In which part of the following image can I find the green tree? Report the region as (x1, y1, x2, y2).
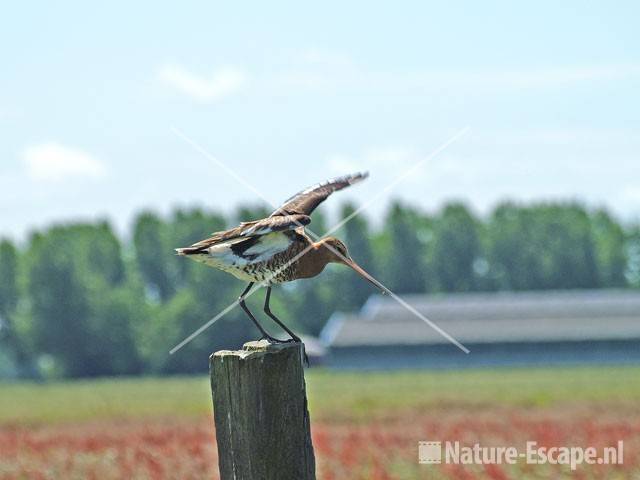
(322, 203, 378, 311)
(0, 239, 27, 370)
(591, 209, 627, 287)
(4, 198, 638, 379)
(133, 212, 176, 302)
(625, 224, 640, 288)
(341, 203, 377, 302)
(0, 240, 18, 318)
(432, 202, 480, 292)
(381, 202, 428, 294)
(537, 204, 599, 289)
(487, 203, 599, 290)
(487, 202, 545, 290)
(141, 289, 254, 374)
(138, 207, 260, 373)
(289, 280, 332, 336)
(235, 204, 270, 224)
(166, 207, 227, 287)
(26, 224, 140, 377)
(90, 221, 126, 285)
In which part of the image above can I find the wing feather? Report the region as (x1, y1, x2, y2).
(176, 172, 368, 256)
(175, 214, 309, 254)
(271, 172, 368, 216)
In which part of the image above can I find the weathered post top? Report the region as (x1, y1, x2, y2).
(210, 340, 316, 480)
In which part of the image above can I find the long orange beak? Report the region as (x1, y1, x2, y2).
(344, 258, 387, 294)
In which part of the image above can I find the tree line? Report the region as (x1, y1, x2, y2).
(0, 200, 638, 378)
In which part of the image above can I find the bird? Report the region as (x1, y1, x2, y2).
(175, 172, 385, 349)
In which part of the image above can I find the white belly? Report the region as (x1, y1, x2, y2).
(186, 232, 292, 284)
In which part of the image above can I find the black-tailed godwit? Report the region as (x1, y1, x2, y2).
(175, 172, 384, 346)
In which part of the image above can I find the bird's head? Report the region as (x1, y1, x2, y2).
(320, 237, 386, 294)
(321, 237, 350, 262)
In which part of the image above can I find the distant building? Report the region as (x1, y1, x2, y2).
(299, 335, 327, 366)
(320, 290, 640, 369)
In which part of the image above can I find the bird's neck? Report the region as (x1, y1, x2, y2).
(297, 242, 335, 279)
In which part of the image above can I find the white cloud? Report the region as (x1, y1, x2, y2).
(365, 147, 416, 167)
(22, 143, 107, 181)
(326, 147, 440, 191)
(441, 64, 640, 89)
(156, 55, 640, 101)
(327, 147, 418, 176)
(279, 57, 640, 93)
(300, 49, 354, 69)
(621, 186, 640, 204)
(159, 65, 247, 102)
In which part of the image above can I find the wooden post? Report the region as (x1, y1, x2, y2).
(210, 340, 316, 480)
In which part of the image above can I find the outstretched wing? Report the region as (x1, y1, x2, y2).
(271, 172, 369, 217)
(176, 214, 309, 254)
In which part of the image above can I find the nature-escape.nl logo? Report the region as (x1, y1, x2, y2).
(419, 440, 624, 471)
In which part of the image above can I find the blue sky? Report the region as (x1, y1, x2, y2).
(1, 1, 639, 240)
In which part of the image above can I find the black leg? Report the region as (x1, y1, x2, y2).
(264, 287, 308, 366)
(238, 283, 281, 343)
(263, 287, 301, 342)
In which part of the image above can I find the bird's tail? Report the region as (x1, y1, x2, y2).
(175, 247, 203, 256)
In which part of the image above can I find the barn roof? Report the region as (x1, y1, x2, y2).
(321, 289, 640, 347)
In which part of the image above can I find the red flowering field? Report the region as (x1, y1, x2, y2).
(1, 367, 639, 479)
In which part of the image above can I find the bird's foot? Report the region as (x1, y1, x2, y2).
(284, 338, 308, 367)
(261, 335, 308, 366)
(260, 334, 287, 343)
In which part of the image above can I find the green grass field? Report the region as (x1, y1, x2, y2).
(2, 366, 639, 479)
(1, 365, 639, 425)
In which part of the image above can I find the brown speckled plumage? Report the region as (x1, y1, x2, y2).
(174, 172, 383, 345)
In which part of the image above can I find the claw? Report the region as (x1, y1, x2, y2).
(260, 334, 287, 343)
(279, 338, 308, 366)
